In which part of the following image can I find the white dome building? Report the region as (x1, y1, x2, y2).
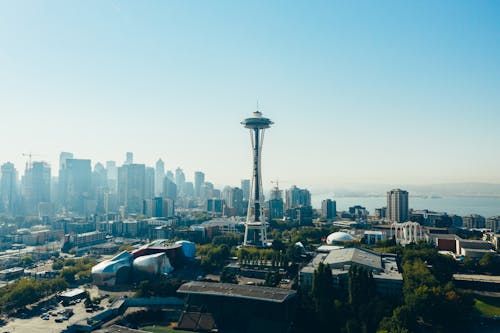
(326, 231, 355, 244)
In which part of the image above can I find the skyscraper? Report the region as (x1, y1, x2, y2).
(125, 152, 134, 165)
(194, 171, 205, 198)
(23, 161, 51, 215)
(65, 159, 92, 214)
(241, 179, 250, 201)
(57, 151, 73, 207)
(175, 168, 185, 195)
(155, 159, 165, 197)
(59, 152, 74, 170)
(321, 199, 337, 219)
(106, 160, 118, 194)
(0, 162, 18, 214)
(268, 182, 283, 220)
(241, 110, 273, 247)
(387, 189, 409, 222)
(145, 167, 155, 200)
(118, 164, 146, 214)
(92, 162, 107, 214)
(285, 185, 311, 209)
(183, 182, 194, 197)
(163, 177, 177, 201)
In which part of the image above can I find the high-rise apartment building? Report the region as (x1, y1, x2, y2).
(321, 199, 337, 219)
(285, 185, 311, 209)
(386, 189, 409, 222)
(0, 162, 18, 214)
(486, 216, 500, 233)
(227, 187, 244, 215)
(463, 214, 486, 229)
(143, 197, 174, 218)
(268, 198, 284, 220)
(267, 182, 283, 220)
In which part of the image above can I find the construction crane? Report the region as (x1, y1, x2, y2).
(271, 179, 290, 189)
(21, 152, 42, 169)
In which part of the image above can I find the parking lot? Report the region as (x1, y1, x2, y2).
(1, 286, 106, 333)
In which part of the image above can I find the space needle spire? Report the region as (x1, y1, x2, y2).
(241, 108, 273, 247)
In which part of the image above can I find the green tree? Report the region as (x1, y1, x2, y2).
(348, 265, 376, 308)
(20, 256, 34, 267)
(264, 271, 281, 287)
(220, 267, 238, 284)
(312, 262, 335, 330)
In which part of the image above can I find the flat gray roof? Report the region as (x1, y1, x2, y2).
(178, 281, 296, 303)
(324, 247, 383, 271)
(60, 288, 85, 298)
(95, 325, 148, 333)
(454, 274, 500, 283)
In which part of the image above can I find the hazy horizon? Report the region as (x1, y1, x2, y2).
(1, 1, 499, 188)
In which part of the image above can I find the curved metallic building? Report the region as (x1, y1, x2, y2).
(132, 252, 173, 278)
(91, 251, 133, 287)
(92, 239, 190, 287)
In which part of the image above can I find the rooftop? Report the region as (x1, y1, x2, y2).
(454, 274, 500, 283)
(0, 267, 24, 274)
(324, 247, 383, 271)
(177, 281, 296, 303)
(60, 288, 85, 298)
(95, 325, 148, 333)
(241, 111, 273, 129)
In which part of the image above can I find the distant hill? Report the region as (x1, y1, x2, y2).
(405, 183, 500, 197)
(311, 183, 500, 197)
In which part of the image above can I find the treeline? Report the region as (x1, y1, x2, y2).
(134, 277, 183, 298)
(52, 257, 97, 284)
(0, 277, 68, 313)
(292, 262, 395, 333)
(293, 242, 476, 333)
(379, 243, 473, 332)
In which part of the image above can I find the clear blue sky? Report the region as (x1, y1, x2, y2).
(0, 0, 499, 189)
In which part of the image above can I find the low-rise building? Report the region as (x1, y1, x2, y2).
(463, 214, 486, 229)
(430, 234, 494, 258)
(65, 230, 107, 248)
(0, 267, 24, 280)
(486, 216, 500, 233)
(299, 247, 402, 297)
(59, 288, 86, 305)
(177, 281, 297, 333)
(363, 230, 385, 245)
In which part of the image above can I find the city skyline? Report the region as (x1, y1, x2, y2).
(1, 1, 499, 188)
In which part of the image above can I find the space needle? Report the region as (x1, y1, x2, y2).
(241, 109, 273, 247)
